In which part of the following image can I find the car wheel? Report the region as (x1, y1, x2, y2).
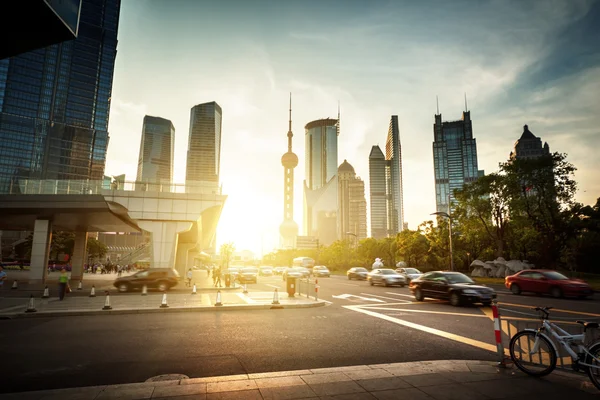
(510, 283, 521, 295)
(369, 279, 374, 286)
(157, 281, 169, 292)
(414, 287, 424, 301)
(118, 283, 130, 292)
(550, 287, 562, 298)
(450, 291, 462, 307)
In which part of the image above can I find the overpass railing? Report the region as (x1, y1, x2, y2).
(8, 179, 222, 196)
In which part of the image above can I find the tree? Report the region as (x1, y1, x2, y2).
(396, 229, 429, 267)
(86, 237, 107, 261)
(219, 242, 236, 268)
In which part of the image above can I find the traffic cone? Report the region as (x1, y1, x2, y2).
(243, 283, 248, 294)
(42, 286, 49, 298)
(77, 281, 82, 290)
(89, 285, 96, 298)
(272, 288, 280, 305)
(102, 291, 112, 310)
(11, 280, 17, 289)
(141, 285, 148, 296)
(215, 290, 223, 306)
(25, 295, 37, 313)
(160, 293, 169, 308)
(192, 283, 197, 295)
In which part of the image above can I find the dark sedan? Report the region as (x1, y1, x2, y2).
(409, 271, 496, 307)
(347, 267, 368, 280)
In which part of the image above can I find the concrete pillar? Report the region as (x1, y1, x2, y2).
(70, 232, 88, 282)
(175, 242, 196, 277)
(187, 250, 199, 268)
(29, 219, 52, 284)
(137, 221, 192, 269)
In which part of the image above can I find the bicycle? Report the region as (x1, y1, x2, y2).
(509, 306, 600, 390)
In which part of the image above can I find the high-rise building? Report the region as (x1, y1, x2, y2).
(0, 0, 120, 194)
(186, 101, 222, 185)
(510, 125, 550, 160)
(136, 115, 175, 187)
(303, 117, 338, 246)
(368, 145, 387, 239)
(385, 116, 405, 233)
(338, 160, 367, 242)
(432, 108, 483, 214)
(279, 94, 299, 249)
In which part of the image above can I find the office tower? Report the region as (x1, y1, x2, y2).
(1, 0, 82, 59)
(186, 101, 222, 185)
(0, 0, 120, 193)
(338, 160, 367, 242)
(303, 117, 338, 246)
(136, 115, 175, 187)
(432, 106, 482, 214)
(385, 116, 405, 233)
(510, 125, 550, 160)
(369, 145, 387, 239)
(279, 94, 299, 248)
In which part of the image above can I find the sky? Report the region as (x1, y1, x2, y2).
(104, 0, 600, 257)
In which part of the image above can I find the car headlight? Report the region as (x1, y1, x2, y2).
(462, 289, 478, 295)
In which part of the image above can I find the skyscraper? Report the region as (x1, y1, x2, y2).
(186, 101, 222, 185)
(136, 115, 175, 187)
(510, 125, 550, 160)
(432, 107, 482, 214)
(338, 160, 367, 241)
(304, 117, 338, 246)
(0, 0, 120, 193)
(368, 145, 387, 239)
(279, 94, 299, 249)
(385, 116, 405, 233)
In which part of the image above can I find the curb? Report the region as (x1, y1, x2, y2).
(0, 300, 327, 319)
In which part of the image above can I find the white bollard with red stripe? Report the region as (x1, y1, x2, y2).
(315, 279, 319, 301)
(491, 300, 511, 367)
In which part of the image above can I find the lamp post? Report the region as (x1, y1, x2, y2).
(345, 232, 358, 249)
(431, 211, 454, 272)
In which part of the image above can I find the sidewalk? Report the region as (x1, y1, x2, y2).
(0, 360, 597, 399)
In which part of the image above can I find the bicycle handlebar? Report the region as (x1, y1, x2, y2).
(533, 306, 553, 318)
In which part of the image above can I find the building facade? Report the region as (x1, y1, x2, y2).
(338, 160, 367, 242)
(279, 94, 299, 249)
(0, 0, 120, 194)
(432, 110, 482, 214)
(303, 118, 338, 246)
(136, 115, 175, 187)
(385, 116, 405, 233)
(186, 101, 222, 185)
(368, 145, 387, 239)
(510, 124, 550, 160)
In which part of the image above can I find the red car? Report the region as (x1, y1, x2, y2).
(505, 270, 593, 299)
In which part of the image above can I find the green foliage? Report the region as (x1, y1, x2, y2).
(219, 242, 236, 268)
(86, 237, 107, 260)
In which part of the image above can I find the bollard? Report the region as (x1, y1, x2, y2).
(141, 285, 148, 296)
(25, 295, 37, 313)
(215, 290, 223, 306)
(77, 281, 83, 290)
(102, 291, 112, 310)
(272, 288, 280, 305)
(11, 280, 18, 289)
(192, 283, 197, 295)
(315, 279, 319, 301)
(243, 283, 248, 294)
(160, 293, 169, 308)
(492, 300, 511, 367)
(42, 286, 50, 299)
(89, 285, 96, 297)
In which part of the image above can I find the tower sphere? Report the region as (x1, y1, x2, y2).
(281, 151, 298, 168)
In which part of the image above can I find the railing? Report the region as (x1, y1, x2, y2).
(118, 242, 151, 265)
(8, 179, 222, 196)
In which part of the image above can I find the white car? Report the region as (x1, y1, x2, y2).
(395, 267, 423, 282)
(367, 268, 407, 287)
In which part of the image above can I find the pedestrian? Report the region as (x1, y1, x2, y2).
(0, 265, 7, 289)
(186, 268, 193, 287)
(214, 266, 222, 288)
(58, 268, 70, 300)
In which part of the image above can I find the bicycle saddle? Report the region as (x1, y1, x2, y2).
(576, 320, 599, 330)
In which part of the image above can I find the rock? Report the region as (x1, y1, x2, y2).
(396, 261, 407, 268)
(483, 262, 497, 277)
(470, 260, 487, 268)
(372, 258, 384, 270)
(471, 266, 485, 277)
(495, 265, 506, 278)
(506, 260, 525, 273)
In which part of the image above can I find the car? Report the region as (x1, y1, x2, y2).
(312, 265, 330, 277)
(282, 267, 304, 281)
(505, 270, 593, 299)
(347, 267, 368, 280)
(396, 267, 423, 283)
(367, 268, 407, 287)
(274, 267, 286, 275)
(410, 271, 496, 306)
(113, 267, 180, 292)
(259, 266, 273, 276)
(238, 267, 259, 284)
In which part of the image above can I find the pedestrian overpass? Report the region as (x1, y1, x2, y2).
(0, 179, 226, 284)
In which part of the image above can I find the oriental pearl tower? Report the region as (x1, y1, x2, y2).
(279, 93, 299, 248)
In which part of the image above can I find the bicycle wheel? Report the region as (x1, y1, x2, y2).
(586, 341, 600, 390)
(509, 331, 557, 377)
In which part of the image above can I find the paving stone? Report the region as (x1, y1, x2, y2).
(307, 381, 366, 397)
(151, 395, 206, 400)
(355, 377, 411, 392)
(95, 385, 155, 400)
(399, 373, 454, 387)
(439, 371, 515, 383)
(248, 370, 313, 379)
(301, 373, 352, 385)
(318, 392, 378, 399)
(181, 375, 248, 385)
(343, 369, 393, 381)
(418, 383, 490, 400)
(206, 380, 257, 394)
(151, 383, 206, 398)
(259, 384, 318, 400)
(206, 389, 263, 400)
(371, 387, 435, 400)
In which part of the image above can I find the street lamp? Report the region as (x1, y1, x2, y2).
(345, 232, 358, 249)
(431, 211, 455, 272)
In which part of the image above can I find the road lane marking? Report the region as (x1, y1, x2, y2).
(384, 292, 414, 298)
(360, 293, 408, 302)
(332, 294, 385, 303)
(266, 284, 281, 289)
(361, 307, 490, 318)
(498, 302, 600, 317)
(339, 283, 360, 287)
(344, 305, 496, 353)
(236, 293, 257, 304)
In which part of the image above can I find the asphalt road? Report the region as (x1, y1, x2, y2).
(1, 273, 598, 394)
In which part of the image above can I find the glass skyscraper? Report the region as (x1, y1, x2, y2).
(186, 102, 222, 185)
(369, 145, 387, 239)
(0, 0, 120, 193)
(432, 109, 483, 214)
(385, 116, 404, 233)
(136, 115, 175, 187)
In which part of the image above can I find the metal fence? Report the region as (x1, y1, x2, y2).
(297, 278, 317, 299)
